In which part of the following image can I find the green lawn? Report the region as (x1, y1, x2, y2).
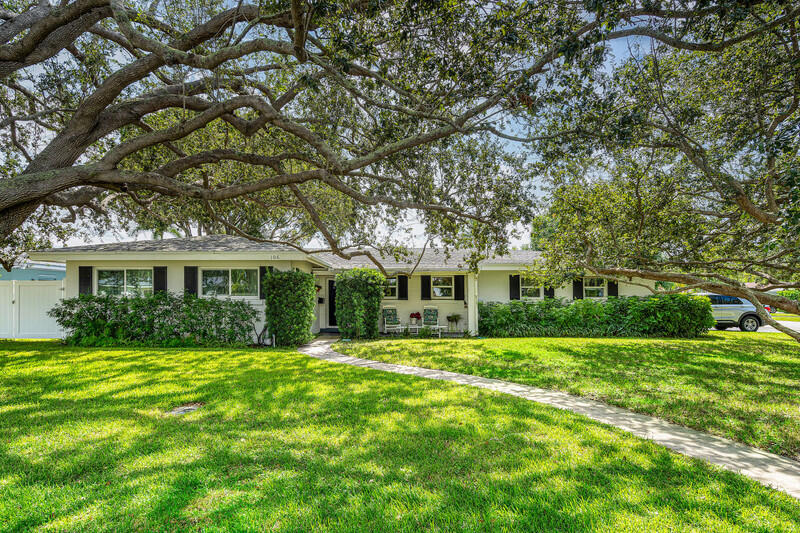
(335, 332, 800, 460)
(1, 342, 799, 531)
(773, 313, 800, 322)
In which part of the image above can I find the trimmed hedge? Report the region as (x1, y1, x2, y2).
(478, 294, 714, 338)
(335, 268, 386, 339)
(263, 269, 316, 346)
(49, 292, 258, 346)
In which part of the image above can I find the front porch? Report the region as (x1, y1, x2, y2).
(312, 271, 479, 335)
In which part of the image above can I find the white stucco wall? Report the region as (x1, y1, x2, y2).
(64, 258, 317, 338)
(477, 270, 658, 303)
(615, 279, 658, 297)
(63, 258, 313, 299)
(379, 273, 473, 332)
(477, 270, 513, 302)
(61, 257, 660, 339)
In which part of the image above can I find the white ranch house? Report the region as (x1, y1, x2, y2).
(26, 234, 656, 337)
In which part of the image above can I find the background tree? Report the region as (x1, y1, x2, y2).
(2, 0, 790, 269)
(530, 8, 800, 339)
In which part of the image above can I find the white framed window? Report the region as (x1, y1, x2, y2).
(431, 276, 454, 299)
(584, 277, 606, 298)
(384, 276, 398, 299)
(521, 278, 542, 299)
(96, 268, 153, 297)
(201, 268, 259, 297)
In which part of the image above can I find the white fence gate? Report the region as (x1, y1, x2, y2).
(0, 280, 64, 339)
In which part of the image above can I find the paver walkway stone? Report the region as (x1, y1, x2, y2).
(299, 337, 800, 499)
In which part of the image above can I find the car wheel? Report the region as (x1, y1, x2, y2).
(714, 324, 729, 330)
(739, 315, 760, 332)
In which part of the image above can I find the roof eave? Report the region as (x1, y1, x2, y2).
(478, 262, 540, 271)
(27, 250, 330, 265)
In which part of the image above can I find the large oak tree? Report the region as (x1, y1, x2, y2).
(530, 7, 800, 338)
(1, 0, 794, 276)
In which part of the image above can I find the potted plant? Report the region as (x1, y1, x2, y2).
(446, 313, 462, 332)
(410, 311, 421, 325)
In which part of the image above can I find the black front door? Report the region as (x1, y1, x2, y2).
(328, 280, 337, 326)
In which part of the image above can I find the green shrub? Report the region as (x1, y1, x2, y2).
(263, 269, 316, 346)
(777, 289, 800, 302)
(478, 294, 714, 338)
(631, 294, 715, 337)
(49, 292, 258, 346)
(418, 326, 435, 338)
(335, 268, 386, 339)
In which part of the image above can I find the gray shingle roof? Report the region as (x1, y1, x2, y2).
(316, 248, 541, 271)
(38, 234, 296, 253)
(35, 235, 540, 270)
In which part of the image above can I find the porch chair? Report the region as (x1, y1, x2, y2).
(382, 306, 403, 335)
(422, 306, 446, 338)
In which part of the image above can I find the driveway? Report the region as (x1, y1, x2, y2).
(758, 320, 800, 333)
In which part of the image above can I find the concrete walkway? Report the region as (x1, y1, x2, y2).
(299, 337, 800, 499)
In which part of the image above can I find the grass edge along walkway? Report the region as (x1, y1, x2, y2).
(335, 334, 800, 459)
(301, 337, 800, 500)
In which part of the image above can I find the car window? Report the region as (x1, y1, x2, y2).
(708, 295, 742, 305)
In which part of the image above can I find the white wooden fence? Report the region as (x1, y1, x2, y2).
(0, 280, 64, 339)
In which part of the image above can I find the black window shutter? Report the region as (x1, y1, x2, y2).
(153, 266, 167, 293)
(184, 266, 198, 296)
(259, 266, 267, 299)
(509, 274, 520, 300)
(608, 280, 618, 297)
(544, 286, 555, 298)
(398, 275, 408, 300)
(421, 275, 431, 300)
(454, 275, 465, 300)
(573, 279, 584, 299)
(78, 266, 93, 295)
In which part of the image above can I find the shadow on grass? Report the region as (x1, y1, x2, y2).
(338, 334, 800, 460)
(0, 340, 799, 532)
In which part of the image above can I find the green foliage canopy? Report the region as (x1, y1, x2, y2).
(2, 0, 792, 270)
(524, 9, 800, 339)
